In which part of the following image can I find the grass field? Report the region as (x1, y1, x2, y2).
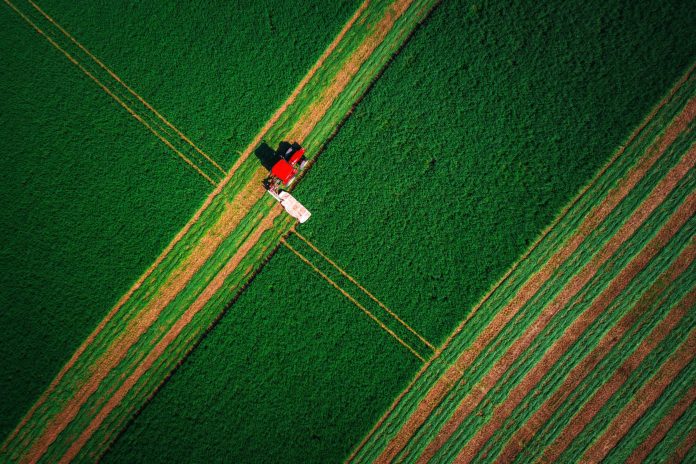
(0, 3, 211, 440)
(2, 0, 694, 462)
(102, 246, 422, 463)
(101, 0, 694, 462)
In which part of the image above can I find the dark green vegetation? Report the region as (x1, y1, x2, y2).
(297, 0, 696, 345)
(103, 0, 695, 462)
(38, 0, 363, 167)
(0, 0, 360, 442)
(102, 247, 421, 463)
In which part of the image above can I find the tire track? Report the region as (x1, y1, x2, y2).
(59, 208, 283, 464)
(346, 64, 695, 464)
(497, 258, 696, 463)
(11, 1, 429, 462)
(425, 156, 696, 464)
(1, 2, 371, 453)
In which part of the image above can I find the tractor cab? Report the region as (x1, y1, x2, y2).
(264, 143, 308, 192)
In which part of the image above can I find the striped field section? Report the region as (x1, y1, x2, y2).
(347, 64, 695, 463)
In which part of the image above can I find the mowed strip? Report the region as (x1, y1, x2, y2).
(2, 1, 442, 462)
(347, 64, 695, 463)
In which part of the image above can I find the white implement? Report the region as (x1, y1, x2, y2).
(268, 190, 311, 223)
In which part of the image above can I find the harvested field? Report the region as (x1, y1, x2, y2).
(3, 0, 695, 462)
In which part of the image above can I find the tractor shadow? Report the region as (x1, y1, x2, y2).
(254, 142, 278, 171)
(254, 141, 303, 171)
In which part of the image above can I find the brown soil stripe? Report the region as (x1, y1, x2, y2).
(426, 162, 696, 464)
(626, 386, 696, 463)
(669, 427, 696, 463)
(497, 257, 696, 463)
(2, 2, 372, 453)
(58, 208, 283, 464)
(540, 268, 695, 460)
(21, 1, 420, 461)
(581, 332, 696, 461)
(373, 94, 696, 464)
(287, 0, 412, 142)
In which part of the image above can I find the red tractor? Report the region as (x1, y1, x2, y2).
(263, 143, 311, 223)
(265, 145, 308, 193)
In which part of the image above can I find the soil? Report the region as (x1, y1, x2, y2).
(427, 157, 696, 464)
(16, 1, 413, 461)
(540, 224, 695, 462)
(581, 331, 696, 462)
(497, 253, 696, 463)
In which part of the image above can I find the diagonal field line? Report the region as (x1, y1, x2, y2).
(293, 230, 436, 352)
(2, 0, 218, 186)
(282, 238, 427, 362)
(26, 0, 226, 176)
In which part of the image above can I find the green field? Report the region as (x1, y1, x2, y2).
(1, 1, 444, 461)
(0, 0, 360, 442)
(102, 0, 695, 462)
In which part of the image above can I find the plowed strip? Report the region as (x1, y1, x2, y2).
(541, 267, 695, 460)
(430, 169, 696, 464)
(626, 386, 696, 463)
(582, 332, 696, 462)
(670, 428, 696, 463)
(23, 176, 265, 464)
(287, 0, 413, 142)
(373, 93, 696, 464)
(347, 64, 696, 463)
(58, 208, 283, 464)
(497, 259, 696, 463)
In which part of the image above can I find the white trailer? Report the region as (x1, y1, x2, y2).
(268, 190, 311, 223)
